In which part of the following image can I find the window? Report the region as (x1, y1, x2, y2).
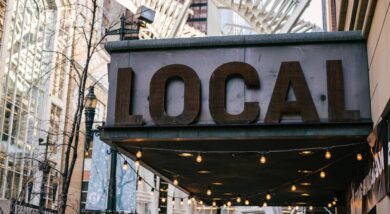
(49, 104, 61, 152)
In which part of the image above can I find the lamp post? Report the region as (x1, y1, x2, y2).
(80, 86, 97, 212)
(38, 134, 52, 214)
(105, 5, 155, 41)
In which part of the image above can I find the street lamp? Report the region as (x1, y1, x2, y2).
(80, 86, 97, 212)
(106, 6, 155, 40)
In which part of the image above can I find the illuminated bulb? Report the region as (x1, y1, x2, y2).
(291, 184, 297, 192)
(356, 153, 363, 161)
(227, 201, 231, 206)
(85, 150, 89, 156)
(332, 200, 336, 205)
(266, 192, 271, 200)
(328, 203, 332, 208)
(325, 150, 331, 159)
(138, 177, 142, 185)
(309, 206, 313, 211)
(236, 195, 241, 203)
(212, 201, 216, 207)
(320, 170, 326, 179)
(260, 154, 267, 164)
(295, 206, 299, 210)
(136, 148, 142, 158)
(161, 197, 166, 203)
(245, 199, 249, 205)
(122, 161, 129, 170)
(262, 201, 267, 207)
(196, 153, 203, 163)
(135, 158, 140, 167)
(288, 206, 292, 211)
(188, 199, 192, 205)
(199, 200, 203, 205)
(207, 187, 212, 196)
(181, 199, 184, 205)
(173, 178, 179, 186)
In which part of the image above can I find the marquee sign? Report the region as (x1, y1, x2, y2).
(106, 34, 371, 127)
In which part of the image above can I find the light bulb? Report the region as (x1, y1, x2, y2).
(173, 178, 179, 186)
(266, 192, 271, 200)
(262, 201, 267, 207)
(212, 201, 216, 207)
(356, 153, 363, 161)
(332, 200, 336, 205)
(136, 148, 142, 158)
(138, 177, 142, 185)
(196, 153, 203, 163)
(236, 195, 241, 203)
(320, 170, 326, 179)
(199, 200, 203, 205)
(188, 199, 192, 205)
(295, 206, 299, 210)
(328, 203, 332, 208)
(135, 158, 140, 167)
(181, 199, 184, 205)
(227, 201, 231, 206)
(122, 161, 129, 170)
(288, 206, 292, 210)
(207, 187, 212, 196)
(291, 184, 297, 191)
(260, 154, 267, 164)
(85, 150, 89, 156)
(309, 206, 313, 211)
(161, 197, 166, 203)
(245, 199, 250, 205)
(325, 150, 331, 159)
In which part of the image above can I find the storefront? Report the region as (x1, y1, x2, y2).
(101, 32, 374, 211)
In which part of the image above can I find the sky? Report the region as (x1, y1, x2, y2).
(301, 0, 324, 30)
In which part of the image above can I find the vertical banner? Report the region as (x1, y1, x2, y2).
(85, 135, 110, 210)
(349, 120, 389, 214)
(116, 156, 137, 212)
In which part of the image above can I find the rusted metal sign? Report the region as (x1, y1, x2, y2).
(106, 34, 370, 126)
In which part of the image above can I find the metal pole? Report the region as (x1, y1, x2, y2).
(120, 15, 126, 41)
(107, 148, 117, 212)
(39, 135, 50, 214)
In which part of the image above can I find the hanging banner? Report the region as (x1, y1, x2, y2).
(115, 156, 137, 212)
(85, 135, 110, 210)
(350, 121, 388, 214)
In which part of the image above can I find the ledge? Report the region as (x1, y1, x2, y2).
(105, 31, 364, 53)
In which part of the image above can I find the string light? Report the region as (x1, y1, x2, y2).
(309, 206, 313, 211)
(260, 154, 267, 164)
(291, 184, 297, 192)
(328, 203, 332, 208)
(85, 150, 89, 156)
(320, 170, 326, 179)
(136, 148, 143, 158)
(138, 177, 143, 185)
(181, 198, 184, 205)
(227, 201, 231, 206)
(262, 201, 267, 207)
(245, 198, 250, 205)
(332, 200, 336, 205)
(196, 153, 203, 163)
(207, 187, 212, 196)
(199, 200, 203, 205)
(325, 149, 332, 159)
(161, 197, 166, 203)
(266, 192, 271, 200)
(135, 158, 140, 167)
(236, 195, 241, 203)
(122, 160, 129, 170)
(212, 201, 216, 207)
(188, 199, 192, 205)
(173, 178, 179, 186)
(288, 206, 292, 211)
(356, 152, 363, 161)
